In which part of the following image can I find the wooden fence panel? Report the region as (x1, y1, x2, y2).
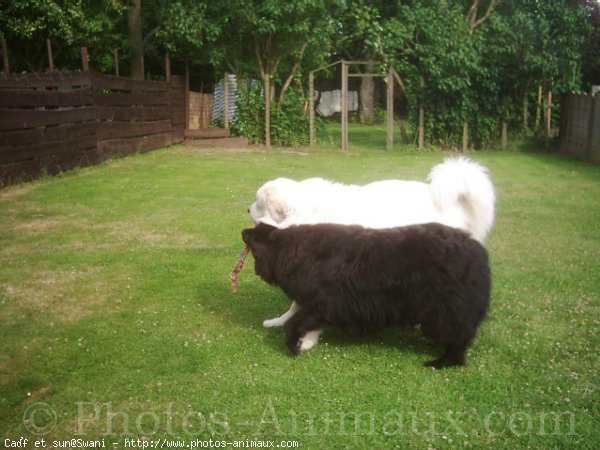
(91, 72, 169, 92)
(559, 93, 599, 163)
(0, 71, 91, 90)
(0, 71, 96, 183)
(188, 92, 213, 129)
(170, 75, 186, 144)
(0, 70, 189, 185)
(95, 105, 173, 122)
(590, 96, 600, 163)
(1, 88, 93, 108)
(91, 72, 175, 158)
(0, 107, 95, 130)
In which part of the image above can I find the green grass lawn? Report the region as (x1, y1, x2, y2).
(1, 128, 599, 448)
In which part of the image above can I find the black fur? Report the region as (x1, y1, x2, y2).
(241, 222, 490, 368)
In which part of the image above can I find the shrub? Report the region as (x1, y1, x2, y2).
(230, 81, 322, 147)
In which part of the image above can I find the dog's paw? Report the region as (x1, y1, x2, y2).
(299, 330, 321, 351)
(263, 317, 285, 328)
(424, 356, 465, 369)
(286, 338, 301, 356)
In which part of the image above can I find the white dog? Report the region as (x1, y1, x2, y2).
(248, 157, 495, 350)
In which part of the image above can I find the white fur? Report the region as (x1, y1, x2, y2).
(262, 301, 299, 327)
(299, 329, 323, 351)
(249, 157, 495, 336)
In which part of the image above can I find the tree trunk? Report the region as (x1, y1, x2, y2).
(359, 58, 375, 123)
(128, 0, 145, 80)
(535, 84, 543, 130)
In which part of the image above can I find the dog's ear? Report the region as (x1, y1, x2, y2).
(242, 222, 277, 246)
(253, 222, 277, 240)
(264, 191, 288, 223)
(241, 227, 255, 246)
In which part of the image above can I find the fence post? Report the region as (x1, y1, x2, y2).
(545, 91, 552, 138)
(113, 49, 119, 77)
(2, 38, 9, 74)
(185, 60, 190, 131)
(309, 71, 315, 147)
(462, 122, 469, 152)
(224, 73, 229, 130)
(46, 39, 54, 72)
(386, 67, 394, 151)
(165, 53, 170, 82)
(418, 77, 425, 149)
(501, 121, 508, 149)
(341, 61, 348, 151)
(535, 84, 543, 130)
(80, 47, 89, 71)
(586, 95, 596, 161)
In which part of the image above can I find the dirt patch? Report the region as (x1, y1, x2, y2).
(9, 217, 62, 233)
(0, 183, 35, 201)
(1, 267, 127, 323)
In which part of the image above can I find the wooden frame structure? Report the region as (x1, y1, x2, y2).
(309, 60, 401, 151)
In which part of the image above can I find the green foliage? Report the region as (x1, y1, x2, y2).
(378, 0, 591, 148)
(230, 80, 320, 146)
(270, 87, 315, 147)
(0, 0, 125, 72)
(154, 1, 208, 56)
(0, 0, 594, 148)
(228, 81, 265, 145)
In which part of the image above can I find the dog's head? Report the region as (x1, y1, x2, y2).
(241, 222, 279, 283)
(248, 178, 298, 226)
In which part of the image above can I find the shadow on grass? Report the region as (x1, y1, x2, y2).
(211, 280, 442, 364)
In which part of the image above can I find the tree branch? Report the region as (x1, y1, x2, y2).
(470, 0, 503, 33)
(277, 41, 308, 108)
(252, 31, 266, 81)
(143, 25, 161, 46)
(466, 0, 479, 25)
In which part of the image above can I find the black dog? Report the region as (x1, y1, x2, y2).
(242, 222, 490, 368)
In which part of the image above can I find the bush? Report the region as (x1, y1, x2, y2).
(230, 81, 322, 147)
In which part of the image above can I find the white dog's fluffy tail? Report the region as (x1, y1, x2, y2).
(428, 157, 495, 242)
